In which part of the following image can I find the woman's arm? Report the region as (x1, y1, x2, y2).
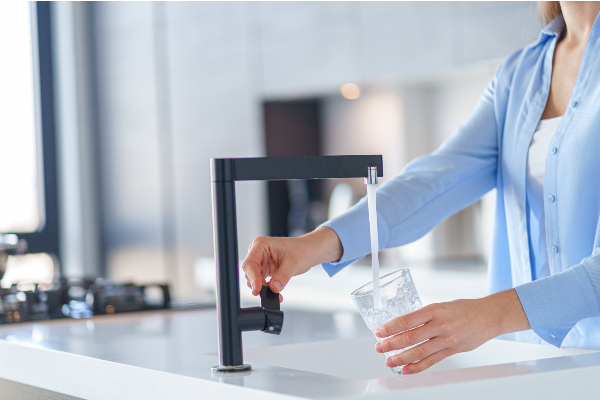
(242, 53, 515, 293)
(515, 248, 600, 347)
(322, 61, 504, 275)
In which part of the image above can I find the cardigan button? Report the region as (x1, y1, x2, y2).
(552, 246, 559, 254)
(571, 101, 578, 108)
(548, 195, 555, 203)
(551, 147, 558, 155)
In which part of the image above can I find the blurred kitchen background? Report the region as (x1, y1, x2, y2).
(1, 2, 542, 313)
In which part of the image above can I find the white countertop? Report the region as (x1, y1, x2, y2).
(0, 308, 599, 400)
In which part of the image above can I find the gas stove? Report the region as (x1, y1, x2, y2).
(0, 234, 213, 324)
(0, 278, 178, 324)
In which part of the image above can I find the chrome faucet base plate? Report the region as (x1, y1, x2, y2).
(211, 364, 252, 373)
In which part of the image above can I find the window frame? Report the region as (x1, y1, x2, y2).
(9, 2, 61, 264)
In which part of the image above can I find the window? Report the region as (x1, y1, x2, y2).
(0, 2, 60, 260)
(0, 2, 43, 233)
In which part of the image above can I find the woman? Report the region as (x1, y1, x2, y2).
(242, 1, 600, 375)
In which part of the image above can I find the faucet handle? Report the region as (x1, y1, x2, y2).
(260, 286, 283, 335)
(260, 286, 280, 311)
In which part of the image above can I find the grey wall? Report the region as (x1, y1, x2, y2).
(258, 1, 540, 98)
(90, 1, 541, 296)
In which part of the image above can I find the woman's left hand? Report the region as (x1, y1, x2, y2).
(374, 288, 530, 375)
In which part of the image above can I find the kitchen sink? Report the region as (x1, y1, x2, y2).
(243, 337, 595, 380)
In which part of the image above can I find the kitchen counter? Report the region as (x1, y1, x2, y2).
(0, 307, 599, 399)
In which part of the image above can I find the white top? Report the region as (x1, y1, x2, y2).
(526, 116, 563, 280)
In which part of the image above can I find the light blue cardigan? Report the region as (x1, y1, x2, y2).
(322, 14, 600, 349)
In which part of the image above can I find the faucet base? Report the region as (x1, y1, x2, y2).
(211, 364, 252, 374)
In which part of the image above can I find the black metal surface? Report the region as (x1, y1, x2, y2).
(211, 159, 243, 367)
(263, 309, 283, 335)
(211, 158, 236, 182)
(210, 155, 383, 370)
(260, 286, 280, 311)
(211, 155, 383, 182)
(237, 307, 266, 332)
(260, 286, 283, 335)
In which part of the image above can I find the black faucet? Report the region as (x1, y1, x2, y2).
(210, 155, 383, 373)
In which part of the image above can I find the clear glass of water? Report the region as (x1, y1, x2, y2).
(351, 269, 423, 375)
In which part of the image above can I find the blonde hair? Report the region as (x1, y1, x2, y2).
(538, 1, 562, 25)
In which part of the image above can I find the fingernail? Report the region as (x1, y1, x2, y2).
(252, 284, 255, 294)
(272, 280, 282, 292)
(375, 342, 383, 352)
(402, 367, 411, 375)
(386, 358, 395, 368)
(375, 328, 381, 337)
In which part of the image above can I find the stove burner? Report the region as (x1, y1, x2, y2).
(0, 279, 172, 324)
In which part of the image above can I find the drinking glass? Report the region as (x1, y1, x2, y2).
(351, 269, 423, 375)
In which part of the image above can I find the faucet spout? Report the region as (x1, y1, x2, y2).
(365, 166, 378, 185)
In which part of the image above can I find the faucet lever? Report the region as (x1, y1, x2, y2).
(260, 286, 283, 335)
(260, 286, 280, 311)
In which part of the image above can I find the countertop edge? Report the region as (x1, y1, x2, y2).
(0, 339, 302, 400)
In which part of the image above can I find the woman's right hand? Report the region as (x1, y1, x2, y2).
(241, 227, 343, 298)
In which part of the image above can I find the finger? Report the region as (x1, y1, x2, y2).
(245, 277, 265, 293)
(384, 338, 445, 368)
(376, 305, 436, 338)
(400, 348, 454, 375)
(244, 273, 262, 291)
(242, 245, 268, 296)
(262, 258, 276, 280)
(279, 294, 283, 303)
(269, 261, 294, 293)
(376, 323, 436, 353)
(246, 279, 262, 293)
(241, 260, 263, 295)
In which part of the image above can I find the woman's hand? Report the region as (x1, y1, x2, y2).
(242, 227, 343, 298)
(374, 289, 530, 374)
